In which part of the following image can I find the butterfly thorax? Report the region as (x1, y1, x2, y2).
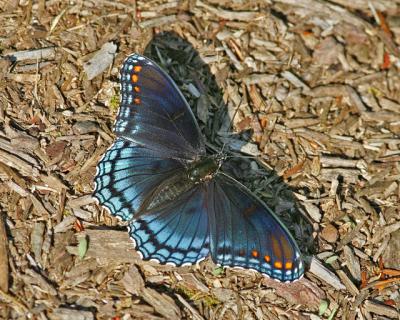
(187, 156, 219, 183)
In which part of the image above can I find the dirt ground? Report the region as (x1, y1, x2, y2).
(0, 0, 400, 319)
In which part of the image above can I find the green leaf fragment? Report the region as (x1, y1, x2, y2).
(325, 255, 339, 264)
(327, 306, 338, 320)
(212, 266, 224, 276)
(319, 299, 329, 316)
(109, 95, 120, 111)
(78, 236, 88, 259)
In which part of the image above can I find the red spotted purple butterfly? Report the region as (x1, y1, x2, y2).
(93, 53, 304, 282)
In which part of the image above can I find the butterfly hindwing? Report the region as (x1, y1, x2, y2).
(93, 138, 184, 221)
(116, 54, 205, 160)
(208, 174, 304, 282)
(128, 186, 210, 266)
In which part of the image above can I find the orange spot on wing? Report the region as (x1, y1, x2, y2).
(134, 98, 141, 104)
(134, 65, 142, 72)
(264, 255, 271, 262)
(134, 86, 140, 93)
(285, 261, 293, 269)
(252, 250, 259, 258)
(243, 204, 257, 217)
(131, 74, 139, 83)
(271, 235, 283, 261)
(281, 235, 294, 260)
(274, 261, 283, 269)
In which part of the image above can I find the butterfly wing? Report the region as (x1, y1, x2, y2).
(128, 186, 210, 266)
(207, 174, 304, 282)
(93, 138, 184, 221)
(116, 53, 205, 160)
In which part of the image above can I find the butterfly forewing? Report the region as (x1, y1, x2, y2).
(116, 54, 205, 160)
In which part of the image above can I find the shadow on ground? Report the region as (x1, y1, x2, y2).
(143, 31, 315, 262)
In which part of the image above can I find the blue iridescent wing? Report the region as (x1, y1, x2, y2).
(128, 186, 209, 266)
(116, 53, 205, 160)
(207, 174, 304, 282)
(93, 138, 184, 221)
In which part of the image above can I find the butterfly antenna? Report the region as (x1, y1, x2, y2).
(220, 97, 243, 155)
(225, 154, 259, 160)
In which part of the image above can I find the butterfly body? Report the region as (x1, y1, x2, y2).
(94, 53, 304, 282)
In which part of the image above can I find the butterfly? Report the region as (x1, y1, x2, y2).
(93, 53, 304, 282)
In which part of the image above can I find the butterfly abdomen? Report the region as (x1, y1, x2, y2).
(145, 173, 195, 212)
(143, 157, 218, 212)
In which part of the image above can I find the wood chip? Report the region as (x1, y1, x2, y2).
(303, 202, 322, 222)
(361, 111, 400, 122)
(49, 308, 94, 320)
(139, 15, 177, 28)
(196, 0, 262, 21)
(30, 222, 45, 265)
(363, 300, 399, 318)
(83, 42, 117, 80)
(281, 71, 310, 92)
(309, 257, 346, 290)
(0, 289, 28, 314)
(342, 246, 361, 281)
(142, 288, 181, 319)
(371, 221, 400, 244)
(4, 47, 55, 61)
(175, 293, 205, 320)
(306, 85, 367, 113)
(336, 270, 359, 296)
(0, 214, 9, 292)
(284, 118, 320, 129)
(320, 156, 366, 169)
(30, 194, 51, 217)
(54, 215, 76, 233)
(120, 265, 145, 296)
(24, 268, 58, 296)
(337, 216, 369, 250)
(76, 229, 140, 264)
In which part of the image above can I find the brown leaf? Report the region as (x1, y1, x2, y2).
(321, 223, 339, 243)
